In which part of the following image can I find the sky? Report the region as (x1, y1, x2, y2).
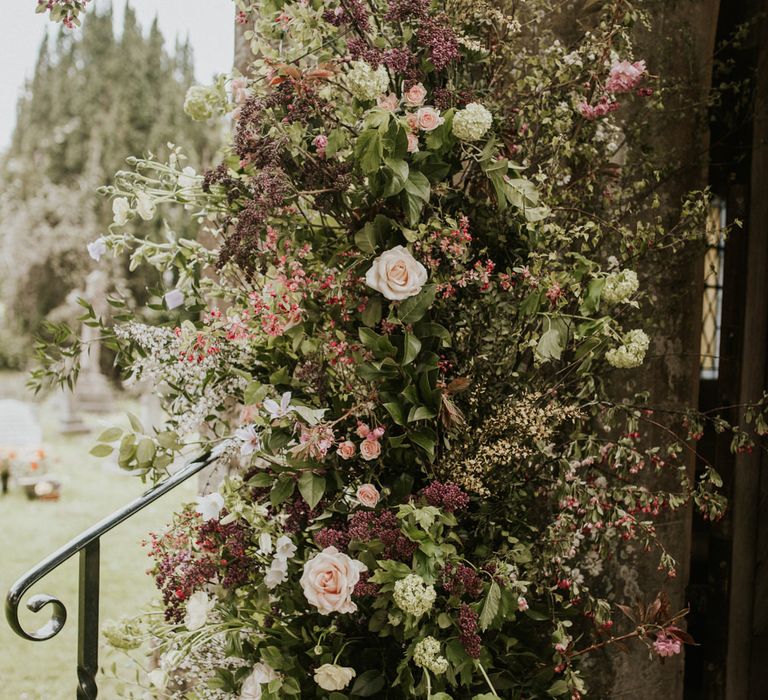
(0, 0, 235, 150)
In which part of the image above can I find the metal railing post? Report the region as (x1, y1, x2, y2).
(77, 540, 100, 700)
(4, 452, 215, 698)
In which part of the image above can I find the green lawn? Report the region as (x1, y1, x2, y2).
(0, 372, 196, 700)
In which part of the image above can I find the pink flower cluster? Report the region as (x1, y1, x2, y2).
(653, 631, 682, 657)
(577, 96, 621, 121)
(605, 60, 647, 94)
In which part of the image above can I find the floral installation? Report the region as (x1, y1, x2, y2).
(34, 0, 768, 698)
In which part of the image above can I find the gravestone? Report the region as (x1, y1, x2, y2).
(74, 270, 113, 412)
(0, 400, 43, 494)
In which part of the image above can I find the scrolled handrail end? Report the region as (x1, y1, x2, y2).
(5, 588, 67, 642)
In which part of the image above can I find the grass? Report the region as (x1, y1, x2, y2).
(0, 372, 197, 700)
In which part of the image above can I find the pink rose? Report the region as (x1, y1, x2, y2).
(356, 483, 380, 508)
(313, 134, 329, 157)
(406, 112, 419, 132)
(377, 93, 399, 112)
(336, 440, 356, 460)
(359, 438, 381, 461)
(403, 82, 427, 107)
(415, 107, 444, 132)
(406, 132, 419, 153)
(300, 546, 367, 614)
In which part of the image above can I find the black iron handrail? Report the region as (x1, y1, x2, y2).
(5, 451, 216, 700)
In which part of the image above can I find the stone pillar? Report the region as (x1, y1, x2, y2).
(591, 2, 720, 698)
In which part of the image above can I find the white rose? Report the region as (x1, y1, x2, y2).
(135, 191, 156, 221)
(240, 662, 279, 700)
(300, 546, 367, 614)
(184, 591, 215, 631)
(365, 245, 428, 301)
(314, 664, 356, 691)
(112, 196, 130, 225)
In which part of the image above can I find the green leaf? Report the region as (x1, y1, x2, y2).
(383, 401, 408, 426)
(408, 406, 437, 422)
(90, 444, 114, 458)
(127, 412, 144, 433)
(350, 670, 386, 697)
(536, 327, 563, 361)
(404, 170, 431, 202)
(397, 284, 437, 324)
(382, 158, 410, 197)
(479, 581, 501, 631)
(401, 333, 422, 365)
(355, 129, 383, 175)
(298, 472, 326, 509)
(97, 427, 123, 443)
(271, 475, 295, 507)
(136, 438, 156, 466)
(355, 222, 379, 254)
(410, 427, 436, 459)
(580, 278, 605, 315)
(547, 680, 569, 697)
(244, 381, 269, 405)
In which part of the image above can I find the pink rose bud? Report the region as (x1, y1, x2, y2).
(370, 426, 385, 440)
(406, 132, 419, 153)
(336, 440, 357, 460)
(406, 112, 419, 132)
(403, 82, 427, 107)
(355, 422, 371, 438)
(359, 438, 381, 461)
(356, 483, 380, 508)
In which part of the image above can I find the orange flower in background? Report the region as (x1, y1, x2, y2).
(30, 461, 39, 471)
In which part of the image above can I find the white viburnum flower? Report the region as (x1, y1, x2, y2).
(195, 492, 225, 521)
(602, 269, 639, 305)
(234, 424, 261, 456)
(163, 289, 185, 309)
(263, 391, 294, 420)
(135, 191, 156, 221)
(314, 664, 356, 691)
(183, 590, 215, 631)
(452, 102, 493, 141)
(392, 573, 436, 617)
(112, 196, 130, 225)
(346, 61, 389, 101)
(87, 238, 108, 262)
(413, 636, 449, 675)
(605, 329, 650, 368)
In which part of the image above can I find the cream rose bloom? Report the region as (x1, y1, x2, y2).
(415, 106, 444, 132)
(365, 245, 428, 301)
(356, 483, 380, 508)
(300, 546, 367, 614)
(314, 664, 356, 691)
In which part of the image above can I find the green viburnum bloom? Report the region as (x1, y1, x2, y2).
(606, 329, 650, 368)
